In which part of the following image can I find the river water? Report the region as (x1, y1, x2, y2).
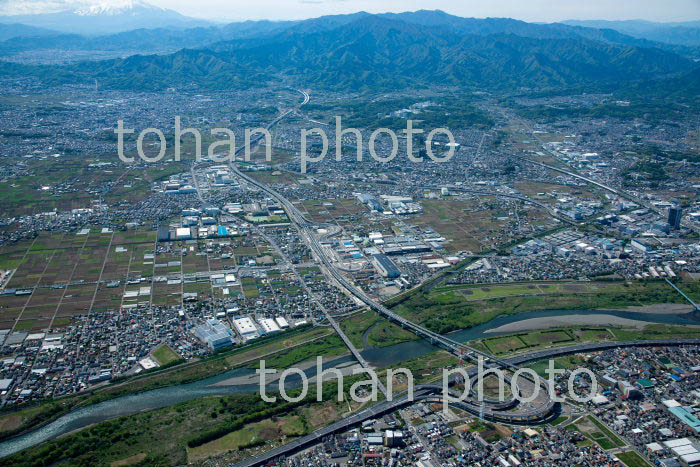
(1, 307, 698, 457)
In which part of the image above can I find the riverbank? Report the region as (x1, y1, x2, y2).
(0, 324, 331, 443)
(211, 354, 360, 387)
(3, 307, 700, 459)
(484, 314, 649, 333)
(484, 312, 700, 334)
(604, 304, 694, 314)
(391, 279, 700, 335)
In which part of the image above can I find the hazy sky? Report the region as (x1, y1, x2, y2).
(150, 0, 700, 22)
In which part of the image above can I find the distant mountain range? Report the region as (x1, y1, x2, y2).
(563, 19, 700, 47)
(0, 22, 56, 41)
(0, 0, 212, 35)
(0, 21, 297, 57)
(1, 9, 698, 59)
(1, 3, 698, 48)
(0, 10, 698, 95)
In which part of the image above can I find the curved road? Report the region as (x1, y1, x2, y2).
(234, 338, 700, 467)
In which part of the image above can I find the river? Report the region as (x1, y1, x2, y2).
(1, 307, 698, 457)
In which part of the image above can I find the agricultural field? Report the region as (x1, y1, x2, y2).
(528, 355, 587, 377)
(519, 329, 574, 347)
(410, 198, 555, 253)
(205, 239, 239, 271)
(439, 281, 628, 301)
(241, 277, 261, 299)
(247, 169, 308, 186)
(0, 154, 187, 218)
(483, 335, 528, 354)
(187, 415, 307, 462)
(531, 323, 700, 369)
(615, 451, 652, 467)
(0, 224, 249, 330)
(379, 350, 459, 387)
(183, 394, 364, 465)
(0, 230, 114, 331)
(574, 328, 614, 341)
(477, 323, 700, 361)
(514, 181, 606, 205)
(298, 198, 365, 226)
(241, 146, 298, 167)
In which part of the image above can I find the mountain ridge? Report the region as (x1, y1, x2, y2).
(1, 9, 697, 61)
(1, 11, 697, 94)
(563, 19, 700, 47)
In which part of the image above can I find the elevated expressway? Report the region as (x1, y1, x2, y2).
(231, 161, 518, 368)
(225, 89, 554, 421)
(220, 90, 388, 396)
(230, 127, 559, 432)
(224, 89, 506, 368)
(220, 92, 699, 466)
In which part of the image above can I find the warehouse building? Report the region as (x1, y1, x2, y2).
(372, 254, 401, 278)
(157, 227, 170, 242)
(275, 317, 290, 329)
(232, 317, 260, 341)
(193, 318, 233, 350)
(258, 318, 281, 334)
(175, 227, 192, 240)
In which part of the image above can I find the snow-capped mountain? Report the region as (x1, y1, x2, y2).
(0, 0, 212, 35)
(73, 0, 163, 16)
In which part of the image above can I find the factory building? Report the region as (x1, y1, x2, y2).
(193, 318, 233, 350)
(157, 227, 170, 242)
(258, 318, 281, 334)
(275, 317, 290, 329)
(372, 254, 401, 278)
(232, 317, 260, 341)
(356, 193, 382, 211)
(175, 227, 192, 240)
